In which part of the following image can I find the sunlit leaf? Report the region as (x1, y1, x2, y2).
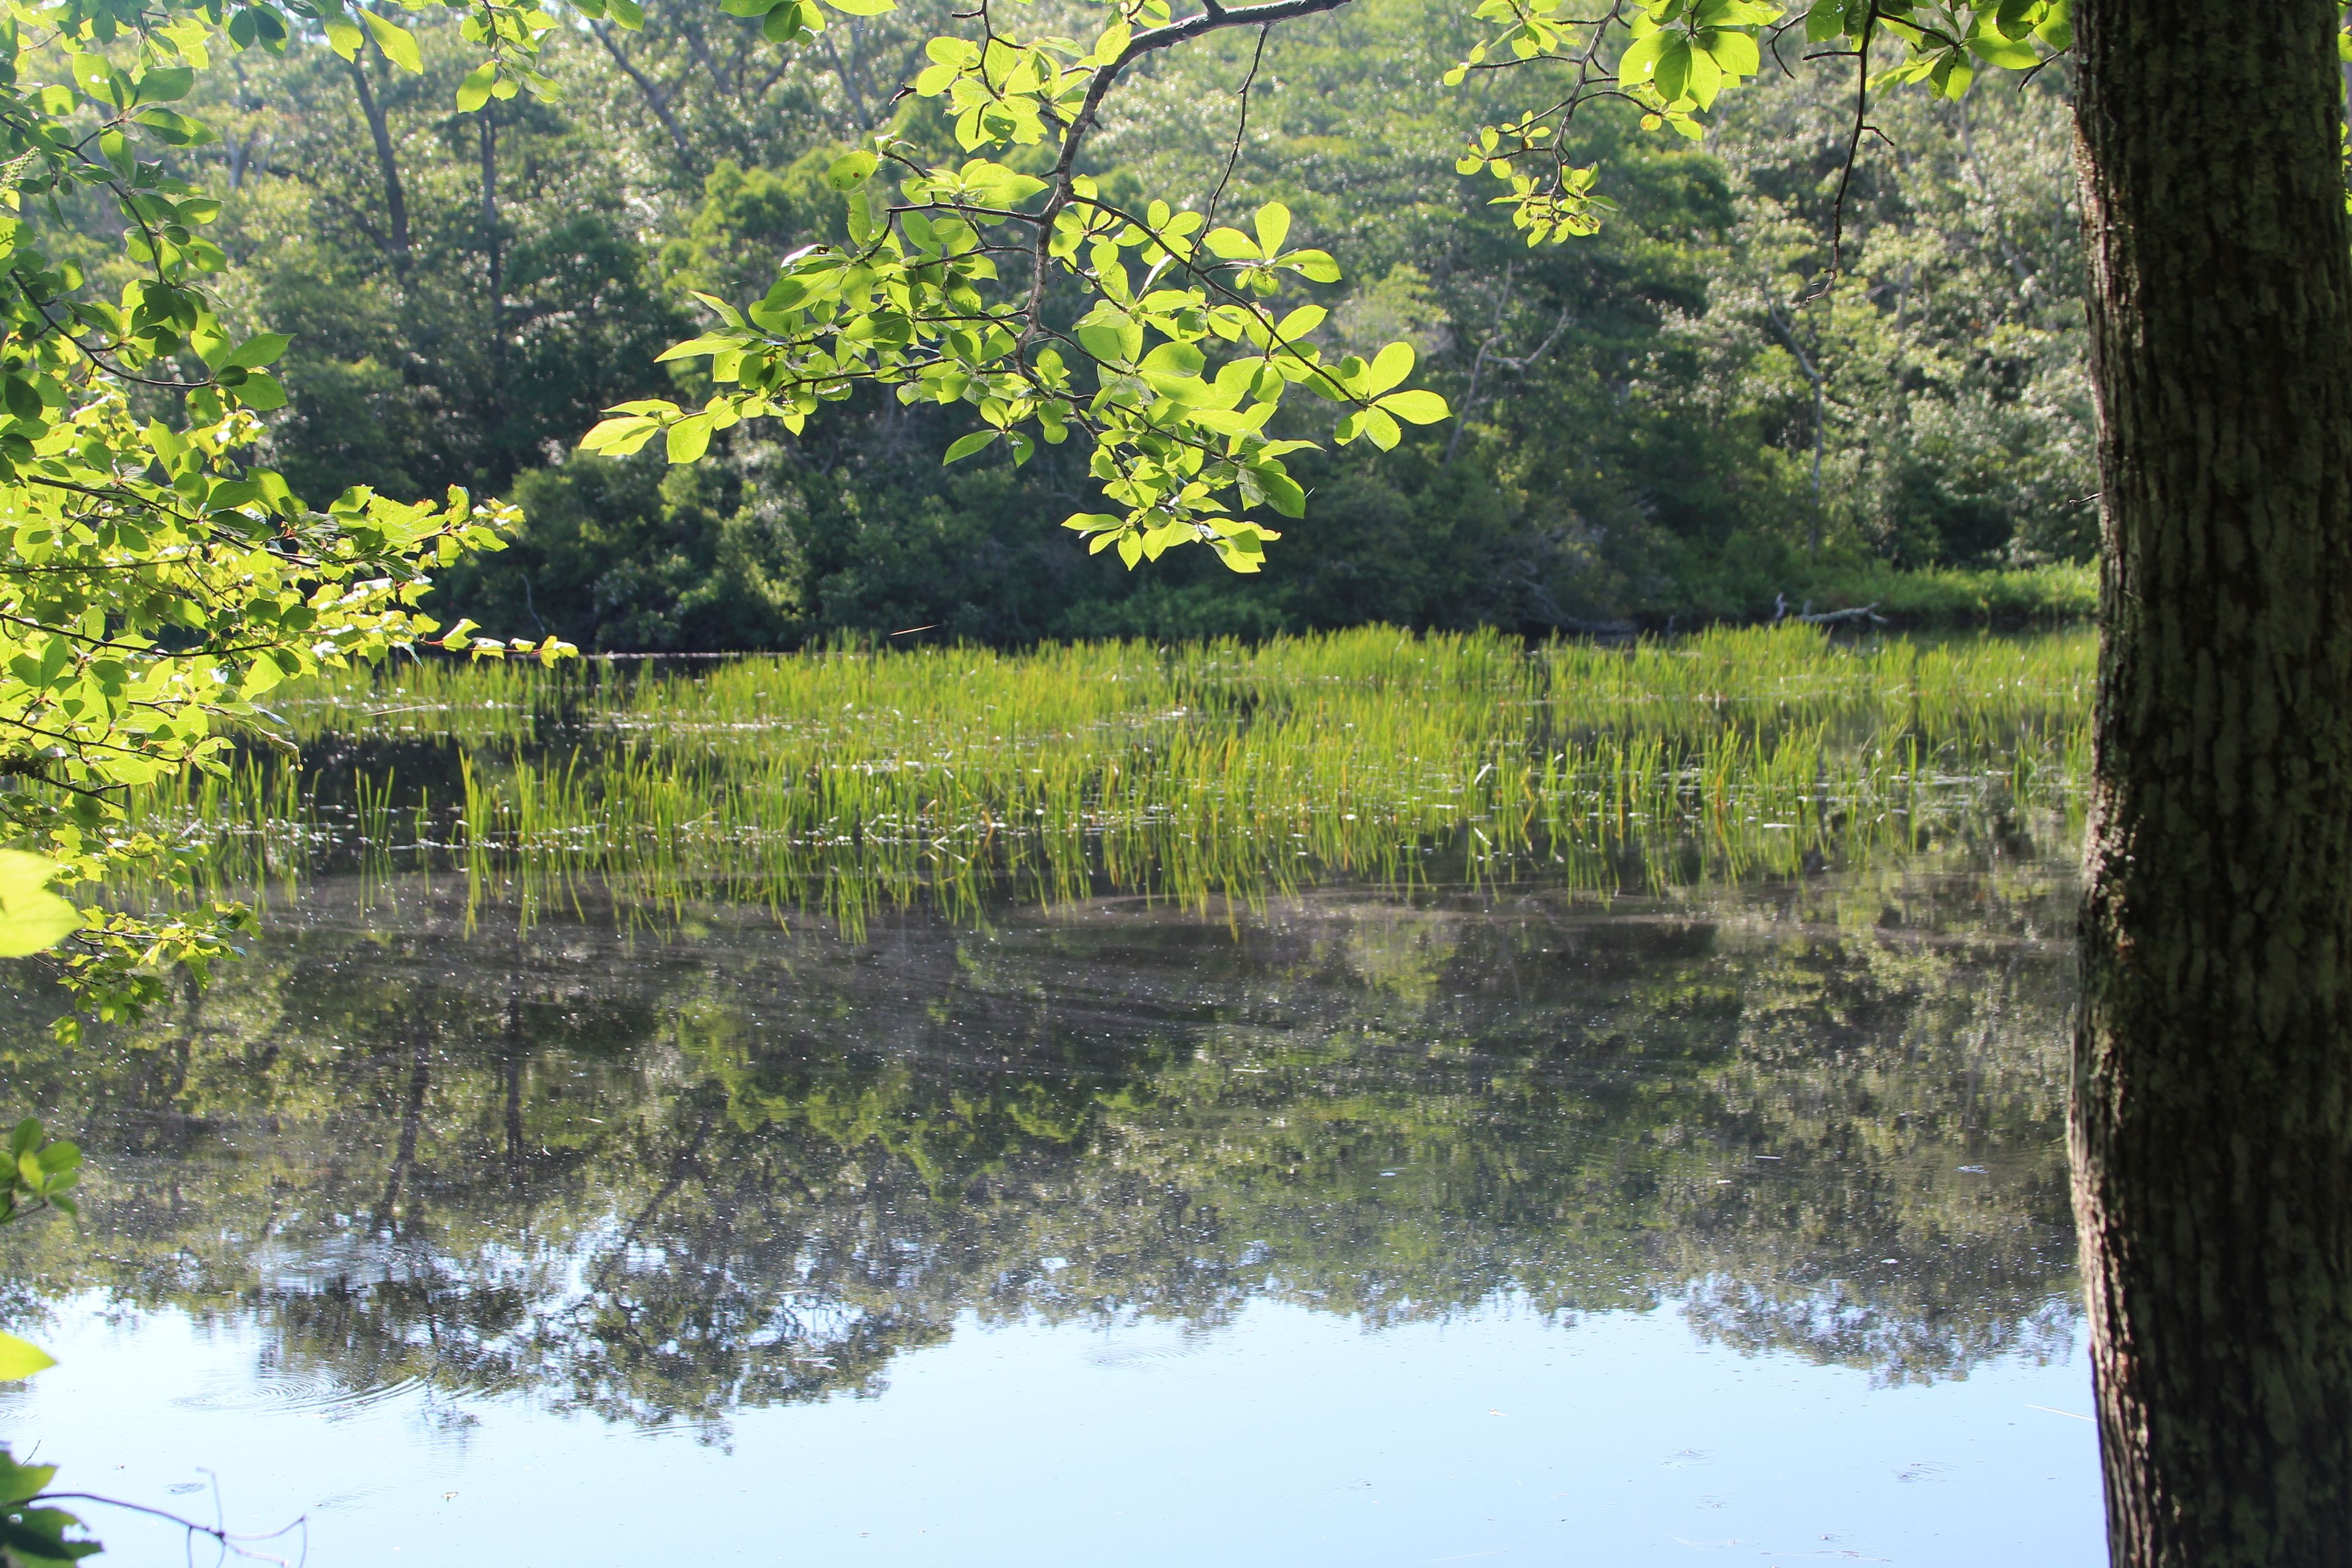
(0, 854, 75, 960)
(0, 1333, 55, 1382)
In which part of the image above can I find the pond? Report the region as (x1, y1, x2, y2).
(0, 628, 2103, 1565)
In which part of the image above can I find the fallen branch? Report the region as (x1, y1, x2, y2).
(1773, 592, 1888, 626)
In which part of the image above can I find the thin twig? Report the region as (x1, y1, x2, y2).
(1803, 3, 1878, 301)
(1204, 25, 1271, 232)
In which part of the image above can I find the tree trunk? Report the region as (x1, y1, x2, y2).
(347, 53, 409, 271)
(479, 109, 502, 349)
(590, 20, 701, 176)
(2071, 2, 2352, 1564)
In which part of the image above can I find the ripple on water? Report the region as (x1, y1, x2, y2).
(1085, 1342, 1204, 1371)
(172, 1370, 425, 1419)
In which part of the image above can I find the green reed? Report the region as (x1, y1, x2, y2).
(96, 624, 2094, 931)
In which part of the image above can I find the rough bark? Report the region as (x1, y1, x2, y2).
(2071, 2, 2352, 1564)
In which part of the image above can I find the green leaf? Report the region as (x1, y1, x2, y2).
(0, 1452, 57, 1509)
(580, 415, 662, 456)
(1275, 305, 1328, 340)
(456, 62, 497, 114)
(1967, 25, 2040, 69)
(324, 17, 365, 58)
(1245, 465, 1308, 517)
(132, 107, 215, 146)
(1702, 28, 1759, 78)
(134, 66, 195, 103)
(826, 150, 878, 190)
(1254, 202, 1292, 257)
(1365, 341, 1415, 396)
(2035, 0, 2071, 48)
(943, 429, 1000, 462)
(0, 1510, 100, 1565)
(361, 10, 423, 73)
(1202, 228, 1261, 262)
(225, 332, 291, 370)
(1286, 250, 1342, 284)
(1189, 405, 1276, 436)
(1618, 28, 1670, 85)
(1652, 36, 1697, 102)
(823, 0, 896, 14)
(0, 1333, 55, 1381)
(666, 414, 715, 464)
(0, 853, 77, 959)
(1076, 320, 1139, 366)
(1139, 341, 1205, 378)
(1377, 388, 1451, 424)
(654, 333, 745, 364)
(144, 419, 187, 468)
(236, 373, 288, 412)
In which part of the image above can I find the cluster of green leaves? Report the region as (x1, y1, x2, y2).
(0, 0, 578, 1028)
(0, 1117, 77, 1228)
(1844, 0, 2071, 100)
(581, 0, 1457, 572)
(0, 1451, 96, 1567)
(1446, 0, 2069, 244)
(712, 0, 891, 58)
(306, 0, 564, 107)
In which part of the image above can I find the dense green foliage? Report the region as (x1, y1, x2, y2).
(0, 0, 579, 1035)
(136, 0, 2095, 650)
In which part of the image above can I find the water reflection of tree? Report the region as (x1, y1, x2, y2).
(0, 867, 2078, 1432)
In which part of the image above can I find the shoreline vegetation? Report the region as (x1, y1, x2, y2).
(84, 624, 2092, 937)
(1691, 562, 2095, 631)
(565, 562, 2103, 649)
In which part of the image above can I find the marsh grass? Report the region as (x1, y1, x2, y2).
(98, 624, 2092, 932)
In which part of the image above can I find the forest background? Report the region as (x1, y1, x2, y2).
(124, 0, 2095, 650)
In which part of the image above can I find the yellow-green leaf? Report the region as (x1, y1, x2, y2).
(456, 62, 497, 114)
(0, 853, 77, 960)
(0, 1333, 55, 1381)
(666, 414, 715, 464)
(361, 10, 423, 74)
(1365, 341, 1415, 396)
(1378, 388, 1451, 424)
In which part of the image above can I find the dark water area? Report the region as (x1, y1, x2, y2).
(0, 859, 2097, 1564)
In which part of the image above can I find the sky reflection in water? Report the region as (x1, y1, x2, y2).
(0, 865, 2097, 1564)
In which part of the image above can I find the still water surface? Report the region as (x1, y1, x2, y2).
(0, 860, 2098, 1564)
